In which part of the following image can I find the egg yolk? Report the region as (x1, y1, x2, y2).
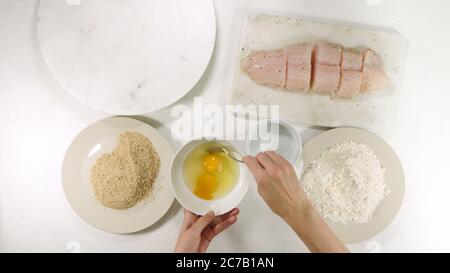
(202, 154, 223, 173)
(194, 173, 218, 200)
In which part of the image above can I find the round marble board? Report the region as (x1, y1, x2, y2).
(37, 0, 216, 114)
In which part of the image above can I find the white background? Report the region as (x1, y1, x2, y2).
(1, 0, 450, 252)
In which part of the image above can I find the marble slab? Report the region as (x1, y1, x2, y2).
(37, 0, 216, 114)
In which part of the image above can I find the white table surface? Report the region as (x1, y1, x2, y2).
(1, 0, 450, 253)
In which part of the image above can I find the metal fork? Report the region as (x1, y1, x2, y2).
(207, 146, 244, 163)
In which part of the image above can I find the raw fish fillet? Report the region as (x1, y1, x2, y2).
(286, 64, 311, 91)
(337, 70, 363, 98)
(241, 49, 287, 88)
(314, 42, 342, 65)
(241, 42, 390, 99)
(285, 44, 313, 91)
(341, 49, 363, 70)
(287, 44, 313, 65)
(361, 49, 391, 92)
(311, 64, 340, 95)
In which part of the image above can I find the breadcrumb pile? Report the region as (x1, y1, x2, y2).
(91, 131, 160, 210)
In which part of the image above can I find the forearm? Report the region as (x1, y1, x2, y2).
(283, 201, 349, 253)
(243, 152, 349, 253)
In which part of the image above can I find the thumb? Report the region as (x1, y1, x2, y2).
(191, 211, 215, 234)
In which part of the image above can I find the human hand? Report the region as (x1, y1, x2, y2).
(243, 151, 312, 220)
(175, 208, 239, 253)
(244, 151, 348, 253)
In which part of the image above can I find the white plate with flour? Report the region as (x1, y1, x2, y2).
(37, 0, 216, 114)
(62, 117, 174, 233)
(299, 127, 405, 244)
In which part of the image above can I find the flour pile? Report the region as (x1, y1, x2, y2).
(302, 140, 389, 224)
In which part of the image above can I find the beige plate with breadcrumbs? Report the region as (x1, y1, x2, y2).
(62, 117, 174, 234)
(299, 127, 405, 244)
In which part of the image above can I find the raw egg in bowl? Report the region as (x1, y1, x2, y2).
(170, 139, 249, 215)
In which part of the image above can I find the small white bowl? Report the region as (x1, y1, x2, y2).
(169, 139, 249, 216)
(245, 119, 302, 164)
